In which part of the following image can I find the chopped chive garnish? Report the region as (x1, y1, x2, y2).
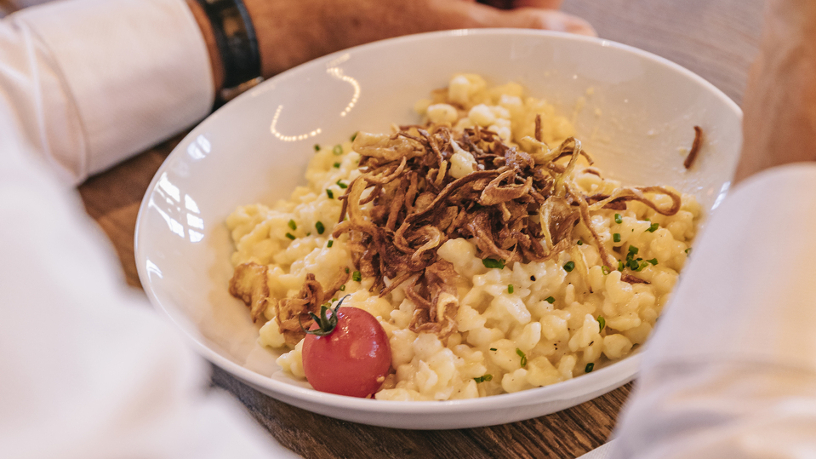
(685, 247, 692, 254)
(585, 363, 595, 373)
(327, 240, 334, 248)
(306, 232, 311, 236)
(315, 221, 325, 234)
(601, 266, 611, 275)
(508, 285, 514, 294)
(636, 261, 650, 271)
(474, 374, 493, 383)
(647, 258, 658, 265)
(545, 296, 555, 304)
(628, 259, 640, 270)
(352, 271, 362, 282)
(516, 348, 527, 367)
(333, 162, 341, 168)
(288, 219, 297, 230)
(314, 144, 320, 152)
(597, 316, 606, 331)
(285, 233, 295, 240)
(489, 348, 497, 351)
(647, 222, 659, 232)
(564, 261, 575, 272)
(336, 180, 348, 189)
(345, 267, 350, 274)
(482, 258, 505, 269)
(339, 284, 346, 291)
(326, 189, 334, 199)
(351, 132, 358, 142)
(614, 213, 622, 224)
(577, 240, 583, 245)
(332, 144, 343, 155)
(613, 233, 621, 243)
(628, 245, 639, 255)
(618, 260, 624, 271)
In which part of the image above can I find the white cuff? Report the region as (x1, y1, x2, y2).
(14, 0, 214, 178)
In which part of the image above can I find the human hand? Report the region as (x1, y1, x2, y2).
(242, 0, 595, 79)
(734, 0, 816, 183)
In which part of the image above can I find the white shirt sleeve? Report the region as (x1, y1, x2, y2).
(610, 164, 816, 458)
(0, 1, 297, 457)
(3, 0, 214, 185)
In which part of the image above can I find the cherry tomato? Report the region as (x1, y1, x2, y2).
(302, 304, 391, 398)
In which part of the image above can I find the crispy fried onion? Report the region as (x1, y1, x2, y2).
(229, 266, 348, 346)
(229, 262, 269, 322)
(234, 115, 684, 341)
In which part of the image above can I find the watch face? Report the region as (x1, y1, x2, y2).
(200, 0, 260, 89)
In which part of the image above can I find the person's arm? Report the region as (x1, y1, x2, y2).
(610, 1, 816, 457)
(5, 0, 593, 186)
(734, 0, 816, 182)
(239, 0, 593, 77)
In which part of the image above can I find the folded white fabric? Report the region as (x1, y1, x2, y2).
(10, 0, 213, 183)
(610, 164, 816, 458)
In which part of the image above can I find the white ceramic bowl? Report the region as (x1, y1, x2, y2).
(135, 29, 741, 429)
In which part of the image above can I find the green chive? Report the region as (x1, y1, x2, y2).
(285, 233, 295, 240)
(351, 132, 358, 142)
(352, 271, 362, 282)
(336, 180, 348, 189)
(333, 144, 343, 155)
(585, 363, 595, 373)
(564, 261, 575, 272)
(339, 284, 346, 291)
(618, 260, 624, 271)
(577, 240, 583, 245)
(685, 247, 692, 254)
(288, 219, 297, 230)
(315, 221, 325, 235)
(474, 374, 493, 383)
(508, 285, 514, 294)
(648, 222, 659, 232)
(647, 258, 658, 265)
(545, 296, 555, 304)
(628, 245, 639, 255)
(314, 144, 320, 152)
(614, 213, 622, 224)
(516, 348, 527, 367)
(306, 232, 311, 236)
(489, 348, 497, 351)
(333, 162, 341, 168)
(326, 189, 334, 199)
(327, 240, 334, 248)
(597, 316, 606, 331)
(637, 261, 650, 271)
(482, 258, 505, 269)
(628, 259, 640, 270)
(601, 266, 611, 275)
(345, 267, 350, 274)
(613, 233, 621, 243)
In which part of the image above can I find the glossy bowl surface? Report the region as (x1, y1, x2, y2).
(135, 29, 741, 429)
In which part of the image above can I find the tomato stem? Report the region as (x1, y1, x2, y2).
(302, 295, 350, 336)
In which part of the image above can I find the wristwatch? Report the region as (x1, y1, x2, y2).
(196, 0, 261, 96)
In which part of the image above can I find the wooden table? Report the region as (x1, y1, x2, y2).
(77, 1, 764, 457)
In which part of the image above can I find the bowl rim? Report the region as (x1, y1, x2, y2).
(135, 28, 741, 416)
